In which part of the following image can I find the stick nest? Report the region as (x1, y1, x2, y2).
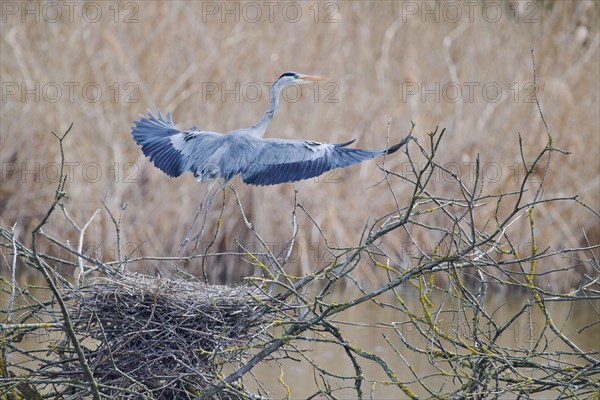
(58, 272, 270, 399)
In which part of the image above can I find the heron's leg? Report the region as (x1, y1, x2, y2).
(179, 179, 218, 253)
(191, 180, 228, 250)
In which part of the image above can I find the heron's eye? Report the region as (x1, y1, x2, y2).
(294, 74, 299, 79)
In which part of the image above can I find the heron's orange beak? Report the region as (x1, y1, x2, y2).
(297, 74, 329, 81)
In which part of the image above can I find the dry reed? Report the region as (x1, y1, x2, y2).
(1, 2, 598, 287)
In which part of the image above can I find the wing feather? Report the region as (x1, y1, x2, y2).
(241, 138, 405, 186)
(131, 111, 187, 177)
(131, 110, 225, 179)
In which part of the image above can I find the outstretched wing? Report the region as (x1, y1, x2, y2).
(131, 110, 225, 179)
(241, 136, 408, 186)
(132, 110, 410, 185)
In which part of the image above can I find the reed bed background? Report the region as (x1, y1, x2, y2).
(1, 1, 598, 288)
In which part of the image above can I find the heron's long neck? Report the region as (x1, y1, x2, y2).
(251, 82, 282, 137)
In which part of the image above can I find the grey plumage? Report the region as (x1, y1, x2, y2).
(132, 72, 409, 186)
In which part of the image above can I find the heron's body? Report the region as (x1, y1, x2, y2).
(132, 72, 409, 186)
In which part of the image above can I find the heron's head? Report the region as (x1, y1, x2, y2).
(275, 72, 329, 88)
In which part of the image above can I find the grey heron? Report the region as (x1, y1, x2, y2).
(131, 72, 410, 186)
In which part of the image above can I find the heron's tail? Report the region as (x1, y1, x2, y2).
(131, 110, 185, 177)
